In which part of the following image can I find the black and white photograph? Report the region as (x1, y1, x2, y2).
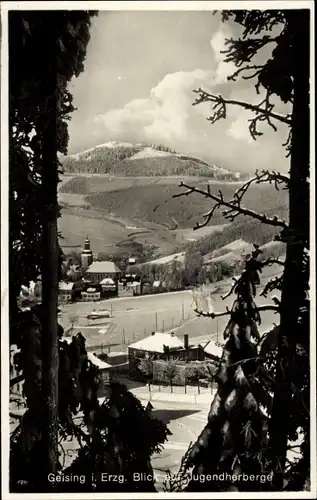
(1, 1, 316, 497)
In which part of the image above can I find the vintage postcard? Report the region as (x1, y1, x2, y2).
(1, 1, 316, 499)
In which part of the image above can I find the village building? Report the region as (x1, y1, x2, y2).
(100, 277, 117, 298)
(81, 285, 101, 302)
(58, 281, 75, 303)
(84, 260, 121, 285)
(66, 264, 82, 282)
(87, 352, 112, 390)
(128, 331, 204, 372)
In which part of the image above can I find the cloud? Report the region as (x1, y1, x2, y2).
(90, 24, 240, 147)
(210, 24, 236, 84)
(92, 69, 215, 144)
(74, 24, 290, 174)
(227, 112, 254, 144)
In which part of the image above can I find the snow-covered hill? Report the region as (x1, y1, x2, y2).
(62, 142, 242, 180)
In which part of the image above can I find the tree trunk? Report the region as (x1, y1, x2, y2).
(269, 10, 310, 489)
(40, 27, 60, 488)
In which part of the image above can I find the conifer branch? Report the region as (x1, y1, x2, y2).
(227, 64, 264, 81)
(260, 276, 283, 298)
(222, 35, 279, 66)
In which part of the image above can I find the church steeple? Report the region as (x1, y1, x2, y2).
(81, 236, 93, 268)
(84, 235, 91, 251)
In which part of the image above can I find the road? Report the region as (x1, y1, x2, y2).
(149, 399, 209, 491)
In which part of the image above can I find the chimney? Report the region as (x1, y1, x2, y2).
(184, 334, 189, 350)
(151, 331, 155, 336)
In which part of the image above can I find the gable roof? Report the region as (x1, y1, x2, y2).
(129, 332, 183, 353)
(87, 352, 112, 370)
(86, 261, 121, 274)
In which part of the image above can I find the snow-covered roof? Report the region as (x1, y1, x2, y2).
(203, 340, 223, 359)
(88, 352, 112, 370)
(87, 261, 121, 274)
(59, 282, 74, 291)
(100, 278, 115, 285)
(61, 336, 72, 344)
(129, 332, 183, 353)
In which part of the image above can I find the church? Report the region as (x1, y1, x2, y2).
(80, 237, 121, 285)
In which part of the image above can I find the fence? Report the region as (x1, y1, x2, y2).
(69, 301, 198, 354)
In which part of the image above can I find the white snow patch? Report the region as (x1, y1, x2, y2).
(209, 252, 242, 264)
(222, 239, 253, 252)
(95, 141, 134, 149)
(129, 147, 174, 160)
(205, 240, 253, 263)
(69, 147, 96, 160)
(145, 252, 186, 266)
(260, 241, 285, 250)
(68, 141, 135, 160)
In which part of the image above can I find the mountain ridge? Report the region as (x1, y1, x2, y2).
(61, 141, 244, 181)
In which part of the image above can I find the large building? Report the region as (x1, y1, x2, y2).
(85, 260, 121, 285)
(128, 332, 205, 372)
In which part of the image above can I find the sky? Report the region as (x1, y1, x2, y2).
(67, 10, 291, 173)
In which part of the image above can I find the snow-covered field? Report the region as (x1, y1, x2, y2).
(129, 147, 173, 160)
(145, 252, 186, 266)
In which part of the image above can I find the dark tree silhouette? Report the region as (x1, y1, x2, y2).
(9, 11, 171, 493)
(9, 10, 97, 489)
(172, 9, 310, 492)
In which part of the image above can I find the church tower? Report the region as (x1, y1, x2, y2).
(81, 236, 93, 268)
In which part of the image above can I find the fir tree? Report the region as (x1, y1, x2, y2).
(172, 9, 310, 491)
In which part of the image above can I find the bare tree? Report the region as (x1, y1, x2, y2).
(138, 356, 154, 392)
(163, 361, 178, 393)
